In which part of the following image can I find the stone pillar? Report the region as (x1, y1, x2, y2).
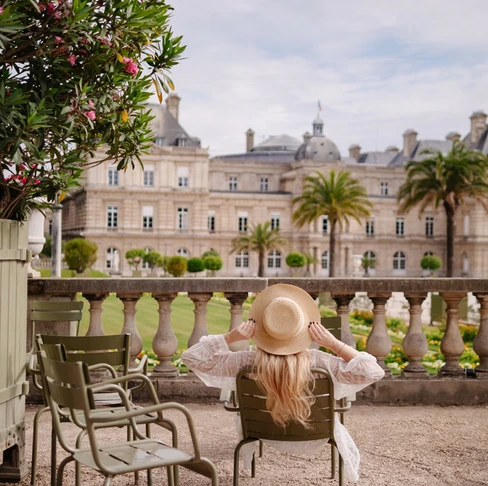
(225, 292, 248, 351)
(332, 294, 356, 348)
(366, 294, 392, 375)
(188, 293, 212, 348)
(117, 292, 143, 366)
(83, 294, 108, 336)
(51, 204, 62, 278)
(474, 293, 488, 376)
(402, 293, 428, 377)
(438, 292, 465, 376)
(152, 293, 179, 377)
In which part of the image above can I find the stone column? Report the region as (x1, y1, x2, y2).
(438, 292, 465, 376)
(117, 292, 143, 366)
(474, 293, 488, 376)
(188, 293, 212, 348)
(152, 292, 178, 377)
(225, 292, 248, 351)
(332, 294, 356, 348)
(366, 294, 392, 375)
(402, 293, 428, 377)
(83, 293, 108, 336)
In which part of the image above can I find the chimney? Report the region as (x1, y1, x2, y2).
(302, 131, 312, 143)
(348, 144, 361, 161)
(445, 131, 461, 142)
(166, 93, 181, 121)
(470, 110, 487, 145)
(246, 128, 255, 152)
(385, 145, 399, 153)
(403, 129, 418, 157)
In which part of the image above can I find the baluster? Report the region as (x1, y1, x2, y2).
(225, 292, 249, 351)
(188, 293, 212, 348)
(332, 294, 356, 348)
(117, 292, 143, 367)
(152, 292, 179, 377)
(473, 293, 488, 376)
(83, 293, 108, 336)
(366, 293, 392, 375)
(438, 292, 465, 376)
(402, 293, 428, 377)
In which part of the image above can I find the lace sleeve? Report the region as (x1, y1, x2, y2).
(311, 350, 385, 400)
(181, 335, 254, 391)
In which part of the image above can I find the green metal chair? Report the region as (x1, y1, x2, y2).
(225, 367, 343, 486)
(39, 347, 219, 486)
(30, 334, 157, 486)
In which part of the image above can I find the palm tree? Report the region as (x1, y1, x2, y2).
(231, 221, 288, 277)
(398, 141, 488, 277)
(292, 170, 372, 277)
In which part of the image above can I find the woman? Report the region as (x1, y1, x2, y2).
(182, 284, 385, 482)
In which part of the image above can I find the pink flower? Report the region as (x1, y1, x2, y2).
(100, 37, 112, 46)
(88, 100, 95, 108)
(55, 36, 64, 44)
(68, 54, 76, 66)
(54, 10, 61, 19)
(0, 6, 4, 14)
(19, 164, 26, 170)
(85, 110, 96, 121)
(123, 58, 138, 76)
(35, 180, 40, 185)
(46, 3, 55, 14)
(21, 177, 28, 184)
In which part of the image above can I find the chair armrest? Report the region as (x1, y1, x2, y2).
(27, 354, 44, 391)
(223, 402, 240, 412)
(127, 355, 148, 394)
(87, 363, 118, 379)
(335, 400, 352, 414)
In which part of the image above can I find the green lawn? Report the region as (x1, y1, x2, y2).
(78, 294, 249, 351)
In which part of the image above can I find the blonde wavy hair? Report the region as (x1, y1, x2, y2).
(253, 347, 315, 428)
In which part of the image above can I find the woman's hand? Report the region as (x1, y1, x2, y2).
(224, 319, 255, 345)
(308, 321, 341, 352)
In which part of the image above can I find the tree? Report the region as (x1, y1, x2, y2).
(166, 256, 187, 277)
(39, 235, 52, 258)
(231, 221, 288, 277)
(421, 255, 442, 276)
(0, 1, 185, 221)
(398, 142, 488, 277)
(203, 255, 223, 277)
(293, 170, 372, 277)
(201, 248, 220, 259)
(187, 257, 205, 276)
(64, 238, 97, 274)
(125, 248, 146, 272)
(142, 251, 164, 272)
(361, 256, 376, 276)
(286, 252, 306, 276)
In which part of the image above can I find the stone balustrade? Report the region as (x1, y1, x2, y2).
(27, 278, 488, 388)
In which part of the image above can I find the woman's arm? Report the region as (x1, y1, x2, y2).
(308, 321, 358, 362)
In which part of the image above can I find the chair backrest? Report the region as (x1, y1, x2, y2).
(236, 367, 335, 442)
(321, 316, 342, 341)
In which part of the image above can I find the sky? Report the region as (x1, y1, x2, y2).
(167, 0, 488, 157)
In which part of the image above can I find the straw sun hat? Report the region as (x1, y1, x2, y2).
(249, 284, 320, 356)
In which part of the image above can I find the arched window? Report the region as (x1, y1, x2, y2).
(106, 247, 119, 270)
(267, 250, 281, 268)
(321, 251, 329, 270)
(393, 251, 406, 270)
(177, 248, 189, 257)
(141, 247, 153, 269)
(423, 251, 433, 257)
(363, 250, 376, 269)
(235, 251, 249, 268)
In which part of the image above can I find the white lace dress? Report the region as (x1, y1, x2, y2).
(181, 335, 385, 483)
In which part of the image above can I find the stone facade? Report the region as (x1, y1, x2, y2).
(61, 96, 488, 278)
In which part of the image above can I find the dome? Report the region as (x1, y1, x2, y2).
(295, 136, 341, 161)
(252, 134, 301, 152)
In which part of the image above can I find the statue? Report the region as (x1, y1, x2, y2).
(112, 249, 120, 273)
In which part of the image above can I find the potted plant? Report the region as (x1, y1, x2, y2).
(421, 255, 442, 277)
(125, 248, 146, 277)
(286, 252, 306, 277)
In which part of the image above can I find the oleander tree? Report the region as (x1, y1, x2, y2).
(0, 0, 185, 221)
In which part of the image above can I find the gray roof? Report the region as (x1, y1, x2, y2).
(211, 151, 296, 163)
(147, 103, 200, 147)
(251, 134, 302, 152)
(388, 140, 453, 167)
(295, 135, 341, 162)
(462, 127, 488, 154)
(356, 151, 398, 166)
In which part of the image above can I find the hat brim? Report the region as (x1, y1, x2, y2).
(249, 284, 320, 355)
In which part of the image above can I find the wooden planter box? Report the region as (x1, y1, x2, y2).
(0, 219, 30, 482)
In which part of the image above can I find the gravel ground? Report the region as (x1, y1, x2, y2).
(7, 403, 488, 486)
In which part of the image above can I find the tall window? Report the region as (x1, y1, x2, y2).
(366, 217, 375, 236)
(143, 164, 154, 187)
(208, 211, 215, 233)
(108, 166, 118, 186)
(106, 247, 117, 269)
(363, 250, 376, 269)
(322, 216, 329, 234)
(393, 251, 406, 270)
(321, 251, 329, 270)
(177, 166, 189, 188)
(238, 212, 248, 232)
(229, 176, 237, 191)
(260, 177, 269, 192)
(177, 207, 188, 230)
(267, 250, 281, 268)
(380, 182, 388, 196)
(177, 138, 187, 147)
(107, 205, 118, 228)
(270, 213, 280, 230)
(142, 206, 153, 229)
(177, 248, 189, 257)
(425, 216, 434, 238)
(396, 217, 404, 237)
(235, 251, 249, 268)
(464, 215, 470, 236)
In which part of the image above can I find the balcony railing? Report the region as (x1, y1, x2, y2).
(27, 278, 488, 383)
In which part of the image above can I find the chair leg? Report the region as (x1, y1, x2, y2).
(50, 425, 57, 486)
(251, 452, 256, 478)
(259, 440, 263, 458)
(103, 476, 113, 486)
(166, 420, 179, 485)
(145, 424, 153, 486)
(338, 451, 344, 486)
(55, 456, 74, 486)
(31, 406, 49, 486)
(330, 443, 336, 479)
(167, 465, 174, 486)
